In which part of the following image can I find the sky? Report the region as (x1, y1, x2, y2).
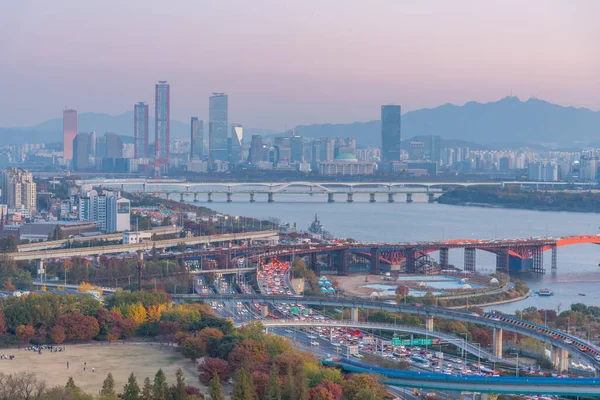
(1, 0, 599, 129)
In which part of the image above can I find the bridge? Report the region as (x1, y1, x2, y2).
(236, 319, 505, 363)
(7, 230, 278, 262)
(324, 358, 600, 396)
(173, 293, 600, 373)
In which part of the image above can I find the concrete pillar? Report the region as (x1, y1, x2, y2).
(267, 192, 275, 203)
(551, 245, 557, 270)
(207, 192, 213, 202)
(439, 248, 449, 268)
(496, 251, 509, 273)
(405, 248, 416, 273)
(347, 193, 353, 203)
(165, 193, 170, 200)
(387, 193, 394, 203)
(180, 193, 185, 202)
(327, 253, 333, 270)
(37, 259, 45, 282)
(337, 248, 349, 276)
(427, 193, 435, 203)
(193, 193, 199, 202)
(351, 307, 359, 322)
(551, 345, 560, 370)
(142, 183, 147, 192)
(369, 193, 376, 203)
(249, 193, 255, 203)
(310, 253, 320, 276)
(406, 193, 413, 203)
(464, 248, 476, 272)
(226, 192, 232, 203)
(261, 304, 269, 318)
(559, 348, 568, 372)
(328, 193, 335, 203)
(425, 315, 434, 332)
(493, 328, 503, 358)
(370, 248, 381, 275)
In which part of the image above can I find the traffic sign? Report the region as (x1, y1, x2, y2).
(392, 338, 434, 346)
(290, 306, 299, 315)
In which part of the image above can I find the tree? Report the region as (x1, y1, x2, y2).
(198, 357, 230, 386)
(126, 303, 148, 324)
(293, 366, 309, 400)
(207, 374, 224, 400)
(123, 373, 140, 400)
(310, 380, 343, 400)
(153, 369, 169, 400)
(121, 318, 139, 337)
(354, 388, 377, 400)
(282, 365, 294, 400)
(158, 321, 178, 337)
(50, 325, 67, 344)
(172, 368, 187, 400)
(199, 327, 224, 341)
(66, 377, 77, 390)
(181, 337, 207, 363)
(265, 363, 282, 400)
(141, 377, 153, 400)
(55, 313, 100, 341)
(3, 278, 16, 291)
(0, 306, 5, 334)
(231, 365, 258, 400)
(342, 374, 385, 400)
(15, 324, 35, 344)
(228, 339, 270, 370)
(100, 373, 116, 399)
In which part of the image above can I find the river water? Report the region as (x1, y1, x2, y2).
(183, 191, 600, 314)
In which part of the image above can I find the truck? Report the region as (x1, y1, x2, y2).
(434, 351, 444, 360)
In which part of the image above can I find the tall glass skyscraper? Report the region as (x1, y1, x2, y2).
(229, 124, 243, 164)
(190, 117, 204, 159)
(63, 109, 78, 161)
(134, 102, 149, 158)
(209, 93, 228, 161)
(381, 105, 401, 163)
(155, 81, 170, 162)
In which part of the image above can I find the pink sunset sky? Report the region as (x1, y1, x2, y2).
(1, 0, 599, 129)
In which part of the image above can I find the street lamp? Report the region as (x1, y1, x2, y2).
(460, 333, 468, 359)
(511, 352, 520, 377)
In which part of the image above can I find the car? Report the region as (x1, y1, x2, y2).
(594, 355, 600, 361)
(552, 335, 560, 339)
(580, 347, 587, 352)
(564, 339, 573, 344)
(310, 341, 319, 346)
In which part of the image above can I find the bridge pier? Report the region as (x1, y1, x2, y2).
(337, 248, 349, 276)
(425, 315, 434, 332)
(439, 248, 449, 268)
(559, 348, 568, 372)
(193, 193, 199, 202)
(464, 248, 476, 272)
(405, 248, 416, 273)
(309, 253, 320, 276)
(351, 307, 359, 322)
(427, 193, 435, 203)
(532, 247, 545, 274)
(406, 193, 413, 203)
(249, 193, 255, 203)
(261, 304, 269, 318)
(328, 193, 335, 203)
(226, 192, 232, 203)
(37, 259, 46, 282)
(493, 328, 503, 358)
(369, 193, 376, 203)
(165, 193, 170, 200)
(347, 193, 353, 203)
(496, 251, 509, 274)
(180, 193, 185, 202)
(327, 253, 333, 271)
(207, 192, 213, 202)
(387, 193, 394, 203)
(268, 192, 275, 203)
(551, 345, 559, 370)
(370, 248, 381, 275)
(551, 245, 557, 271)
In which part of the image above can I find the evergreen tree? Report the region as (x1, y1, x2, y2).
(265, 363, 282, 400)
(208, 374, 224, 400)
(153, 369, 169, 400)
(231, 365, 257, 400)
(282, 365, 294, 400)
(123, 373, 141, 400)
(141, 377, 153, 400)
(100, 373, 117, 399)
(293, 366, 309, 400)
(66, 377, 77, 390)
(173, 368, 187, 400)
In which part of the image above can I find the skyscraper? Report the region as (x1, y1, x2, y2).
(63, 109, 78, 161)
(209, 93, 228, 161)
(134, 102, 149, 158)
(73, 133, 91, 171)
(155, 81, 170, 162)
(190, 117, 204, 159)
(229, 124, 243, 164)
(1, 168, 36, 215)
(104, 133, 123, 158)
(381, 105, 401, 163)
(249, 135, 264, 165)
(290, 136, 304, 163)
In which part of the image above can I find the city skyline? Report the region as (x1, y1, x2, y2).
(1, 1, 598, 129)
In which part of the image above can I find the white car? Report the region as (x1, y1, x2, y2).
(310, 341, 319, 346)
(564, 339, 573, 344)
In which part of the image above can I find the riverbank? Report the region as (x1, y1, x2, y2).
(448, 289, 533, 310)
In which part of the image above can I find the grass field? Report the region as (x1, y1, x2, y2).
(0, 343, 200, 394)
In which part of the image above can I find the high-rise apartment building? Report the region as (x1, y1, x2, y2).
(63, 109, 78, 161)
(155, 81, 170, 162)
(190, 117, 204, 159)
(1, 168, 37, 215)
(78, 189, 130, 232)
(209, 93, 228, 161)
(134, 102, 149, 158)
(381, 105, 401, 163)
(229, 124, 243, 164)
(73, 133, 91, 171)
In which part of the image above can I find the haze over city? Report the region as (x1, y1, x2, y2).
(1, 0, 599, 129)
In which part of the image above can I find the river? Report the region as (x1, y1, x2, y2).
(182, 191, 600, 314)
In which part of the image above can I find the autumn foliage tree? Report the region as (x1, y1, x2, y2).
(50, 325, 67, 344)
(55, 313, 100, 341)
(15, 325, 35, 344)
(198, 357, 230, 386)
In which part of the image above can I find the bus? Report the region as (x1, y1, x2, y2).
(410, 356, 430, 368)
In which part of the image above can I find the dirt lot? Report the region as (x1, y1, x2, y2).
(336, 274, 393, 296)
(0, 343, 200, 394)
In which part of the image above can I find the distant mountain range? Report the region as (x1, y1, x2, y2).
(0, 97, 598, 148)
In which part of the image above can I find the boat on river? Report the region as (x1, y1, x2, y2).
(536, 288, 554, 296)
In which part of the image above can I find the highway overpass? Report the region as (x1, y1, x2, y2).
(174, 293, 600, 372)
(7, 230, 278, 261)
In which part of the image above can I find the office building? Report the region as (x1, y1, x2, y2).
(414, 135, 441, 163)
(73, 133, 90, 171)
(381, 105, 401, 163)
(409, 141, 425, 160)
(249, 135, 264, 165)
(209, 93, 228, 161)
(319, 153, 376, 176)
(155, 81, 170, 162)
(190, 117, 204, 159)
(89, 131, 97, 158)
(104, 133, 123, 158)
(63, 109, 78, 161)
(290, 136, 304, 163)
(1, 168, 37, 215)
(134, 102, 149, 158)
(229, 124, 243, 164)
